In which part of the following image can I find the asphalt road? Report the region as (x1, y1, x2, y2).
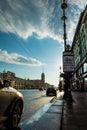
(19, 89, 55, 127)
(4, 89, 60, 130)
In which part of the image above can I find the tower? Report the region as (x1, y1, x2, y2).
(41, 73, 45, 84)
(40, 73, 45, 89)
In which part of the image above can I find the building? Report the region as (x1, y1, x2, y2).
(0, 70, 47, 89)
(72, 5, 87, 91)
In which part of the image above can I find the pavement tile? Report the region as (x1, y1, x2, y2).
(62, 92, 87, 130)
(62, 125, 79, 130)
(30, 112, 61, 130)
(29, 97, 63, 130)
(53, 100, 63, 106)
(47, 105, 62, 114)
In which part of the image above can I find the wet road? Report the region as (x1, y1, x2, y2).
(2, 89, 56, 130)
(19, 89, 54, 121)
(19, 89, 55, 128)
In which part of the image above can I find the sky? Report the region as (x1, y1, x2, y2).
(0, 0, 87, 86)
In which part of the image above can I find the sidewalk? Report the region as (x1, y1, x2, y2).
(20, 91, 87, 130)
(28, 92, 64, 130)
(61, 91, 87, 130)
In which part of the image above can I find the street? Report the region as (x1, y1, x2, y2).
(19, 89, 56, 129)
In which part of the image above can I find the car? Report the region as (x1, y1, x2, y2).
(0, 79, 24, 128)
(46, 86, 57, 96)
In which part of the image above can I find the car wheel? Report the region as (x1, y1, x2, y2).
(10, 101, 23, 128)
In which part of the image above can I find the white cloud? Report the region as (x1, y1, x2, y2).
(67, 21, 76, 42)
(68, 0, 87, 9)
(0, 49, 42, 66)
(0, 0, 86, 43)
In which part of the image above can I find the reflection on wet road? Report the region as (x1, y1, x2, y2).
(18, 90, 54, 121)
(19, 89, 55, 130)
(19, 102, 53, 130)
(2, 89, 55, 130)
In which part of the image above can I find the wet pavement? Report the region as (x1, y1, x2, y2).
(20, 89, 54, 123)
(62, 91, 87, 130)
(3, 91, 87, 130)
(29, 94, 63, 130)
(20, 91, 64, 130)
(23, 91, 87, 130)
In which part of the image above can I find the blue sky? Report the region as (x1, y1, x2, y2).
(0, 0, 87, 86)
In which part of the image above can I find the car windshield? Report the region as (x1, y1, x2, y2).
(49, 86, 55, 89)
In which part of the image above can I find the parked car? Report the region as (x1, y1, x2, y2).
(0, 79, 24, 128)
(46, 86, 57, 96)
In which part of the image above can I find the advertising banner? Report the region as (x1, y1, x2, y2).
(63, 51, 74, 72)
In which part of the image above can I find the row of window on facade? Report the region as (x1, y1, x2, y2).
(0, 71, 45, 89)
(72, 5, 87, 91)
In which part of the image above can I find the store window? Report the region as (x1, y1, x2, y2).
(84, 63, 87, 73)
(84, 78, 87, 91)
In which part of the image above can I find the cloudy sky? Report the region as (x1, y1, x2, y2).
(0, 0, 87, 86)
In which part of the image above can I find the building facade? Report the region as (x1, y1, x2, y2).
(72, 5, 87, 91)
(0, 70, 46, 89)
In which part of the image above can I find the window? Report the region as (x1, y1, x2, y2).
(84, 63, 87, 73)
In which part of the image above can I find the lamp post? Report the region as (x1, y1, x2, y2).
(61, 0, 67, 51)
(61, 0, 68, 99)
(61, 0, 73, 102)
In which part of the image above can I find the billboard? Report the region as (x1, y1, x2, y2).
(63, 51, 74, 72)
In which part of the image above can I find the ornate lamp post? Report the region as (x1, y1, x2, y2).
(61, 0, 73, 102)
(61, 0, 67, 51)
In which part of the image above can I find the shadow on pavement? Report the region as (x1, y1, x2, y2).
(0, 126, 22, 130)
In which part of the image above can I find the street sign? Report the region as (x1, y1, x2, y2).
(63, 51, 74, 72)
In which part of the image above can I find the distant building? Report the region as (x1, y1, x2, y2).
(72, 5, 87, 91)
(0, 70, 48, 89)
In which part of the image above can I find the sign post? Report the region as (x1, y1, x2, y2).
(63, 51, 74, 73)
(61, 0, 73, 102)
(62, 51, 74, 101)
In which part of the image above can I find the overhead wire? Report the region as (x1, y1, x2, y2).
(0, 9, 35, 58)
(0, 7, 42, 72)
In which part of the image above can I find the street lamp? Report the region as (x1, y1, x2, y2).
(61, 0, 73, 102)
(61, 0, 67, 51)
